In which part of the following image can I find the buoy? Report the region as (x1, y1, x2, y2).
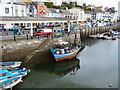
(66, 50, 69, 53)
(109, 84, 112, 87)
(27, 69, 31, 73)
(76, 47, 78, 49)
(61, 50, 64, 54)
(70, 50, 72, 53)
(57, 43, 60, 45)
(56, 51, 59, 54)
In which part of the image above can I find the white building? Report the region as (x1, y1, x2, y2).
(69, 7, 85, 21)
(0, 0, 26, 16)
(84, 12, 92, 21)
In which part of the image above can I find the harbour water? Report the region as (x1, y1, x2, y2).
(15, 38, 118, 88)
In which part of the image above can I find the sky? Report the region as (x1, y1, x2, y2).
(84, 0, 119, 10)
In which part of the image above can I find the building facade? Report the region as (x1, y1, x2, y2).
(69, 7, 85, 21)
(0, 0, 26, 16)
(26, 2, 37, 17)
(37, 2, 47, 17)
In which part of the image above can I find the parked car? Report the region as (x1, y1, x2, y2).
(48, 24, 55, 27)
(0, 27, 6, 31)
(33, 29, 52, 36)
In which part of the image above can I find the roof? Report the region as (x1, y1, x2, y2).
(60, 10, 72, 15)
(46, 8, 52, 13)
(106, 8, 117, 13)
(14, 2, 25, 5)
(7, 1, 25, 5)
(48, 8, 57, 13)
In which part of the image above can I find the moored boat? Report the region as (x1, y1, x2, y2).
(0, 68, 30, 83)
(50, 39, 82, 62)
(0, 76, 22, 90)
(0, 62, 22, 69)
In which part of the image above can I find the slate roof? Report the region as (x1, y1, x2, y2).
(46, 8, 52, 13)
(7, 1, 25, 5)
(48, 8, 57, 13)
(60, 10, 72, 15)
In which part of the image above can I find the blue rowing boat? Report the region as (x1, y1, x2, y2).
(0, 62, 22, 69)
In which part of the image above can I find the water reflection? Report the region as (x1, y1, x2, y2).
(82, 38, 102, 46)
(53, 58, 80, 76)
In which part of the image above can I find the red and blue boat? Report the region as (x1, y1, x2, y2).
(50, 40, 82, 62)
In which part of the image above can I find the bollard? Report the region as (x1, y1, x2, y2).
(26, 34, 28, 40)
(23, 31, 24, 34)
(6, 33, 8, 35)
(31, 36, 33, 39)
(28, 31, 29, 33)
(14, 35, 16, 41)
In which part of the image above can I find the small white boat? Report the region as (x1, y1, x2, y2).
(0, 62, 22, 69)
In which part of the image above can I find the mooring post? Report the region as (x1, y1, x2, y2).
(26, 34, 28, 40)
(14, 35, 16, 41)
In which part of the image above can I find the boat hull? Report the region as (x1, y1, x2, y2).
(56, 51, 78, 62)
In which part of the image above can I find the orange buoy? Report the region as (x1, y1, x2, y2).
(76, 47, 78, 49)
(57, 43, 60, 45)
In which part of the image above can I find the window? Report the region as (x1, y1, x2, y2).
(5, 8, 9, 14)
(15, 9, 18, 16)
(21, 10, 24, 16)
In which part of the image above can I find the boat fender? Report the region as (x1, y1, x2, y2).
(23, 67, 26, 71)
(61, 51, 64, 54)
(66, 50, 69, 53)
(2, 64, 5, 66)
(56, 51, 59, 54)
(70, 50, 72, 53)
(27, 69, 31, 73)
(20, 80, 23, 83)
(76, 47, 78, 49)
